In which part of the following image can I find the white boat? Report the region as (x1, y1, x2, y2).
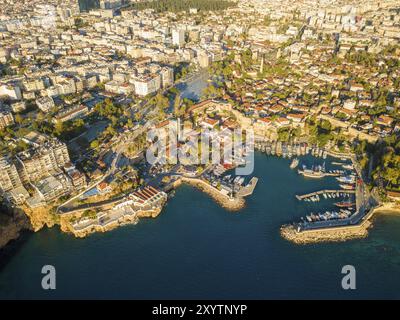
(337, 176, 356, 184)
(290, 158, 300, 169)
(342, 164, 354, 170)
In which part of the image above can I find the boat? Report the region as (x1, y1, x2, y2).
(340, 184, 355, 190)
(298, 165, 326, 179)
(334, 202, 355, 208)
(336, 175, 356, 184)
(290, 158, 300, 169)
(342, 164, 354, 170)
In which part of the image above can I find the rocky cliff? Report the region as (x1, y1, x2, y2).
(0, 207, 32, 250)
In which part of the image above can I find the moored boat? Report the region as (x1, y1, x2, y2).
(290, 158, 300, 169)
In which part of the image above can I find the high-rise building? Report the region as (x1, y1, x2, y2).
(172, 29, 185, 47)
(159, 67, 174, 88)
(0, 157, 23, 193)
(16, 137, 71, 182)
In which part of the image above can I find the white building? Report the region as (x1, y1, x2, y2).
(36, 96, 55, 112)
(172, 29, 185, 47)
(159, 67, 174, 88)
(0, 84, 22, 100)
(133, 74, 161, 96)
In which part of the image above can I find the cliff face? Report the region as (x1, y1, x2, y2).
(0, 208, 32, 249)
(22, 206, 58, 232)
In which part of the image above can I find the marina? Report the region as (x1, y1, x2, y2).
(284, 150, 380, 236)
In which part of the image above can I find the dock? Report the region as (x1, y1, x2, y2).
(237, 177, 259, 197)
(295, 189, 355, 201)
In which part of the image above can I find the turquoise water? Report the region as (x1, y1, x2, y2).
(1, 153, 400, 299)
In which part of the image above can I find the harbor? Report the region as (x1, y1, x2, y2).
(281, 148, 380, 243)
(2, 152, 399, 299)
(253, 138, 380, 242)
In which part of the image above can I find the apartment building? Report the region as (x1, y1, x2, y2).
(172, 29, 185, 47)
(159, 67, 174, 88)
(0, 157, 22, 192)
(0, 106, 14, 129)
(0, 157, 29, 205)
(133, 74, 161, 96)
(53, 104, 89, 123)
(0, 84, 22, 100)
(16, 138, 71, 182)
(36, 96, 55, 112)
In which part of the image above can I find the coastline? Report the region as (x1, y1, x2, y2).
(65, 208, 162, 238)
(0, 208, 32, 251)
(180, 177, 246, 212)
(0, 175, 247, 244)
(372, 202, 400, 215)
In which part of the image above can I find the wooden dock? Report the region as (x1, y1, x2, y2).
(296, 189, 355, 201)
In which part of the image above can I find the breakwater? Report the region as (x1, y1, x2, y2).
(180, 177, 246, 211)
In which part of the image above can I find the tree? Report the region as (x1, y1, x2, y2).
(54, 120, 64, 136)
(173, 95, 184, 118)
(90, 139, 100, 150)
(14, 114, 23, 125)
(155, 93, 169, 111)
